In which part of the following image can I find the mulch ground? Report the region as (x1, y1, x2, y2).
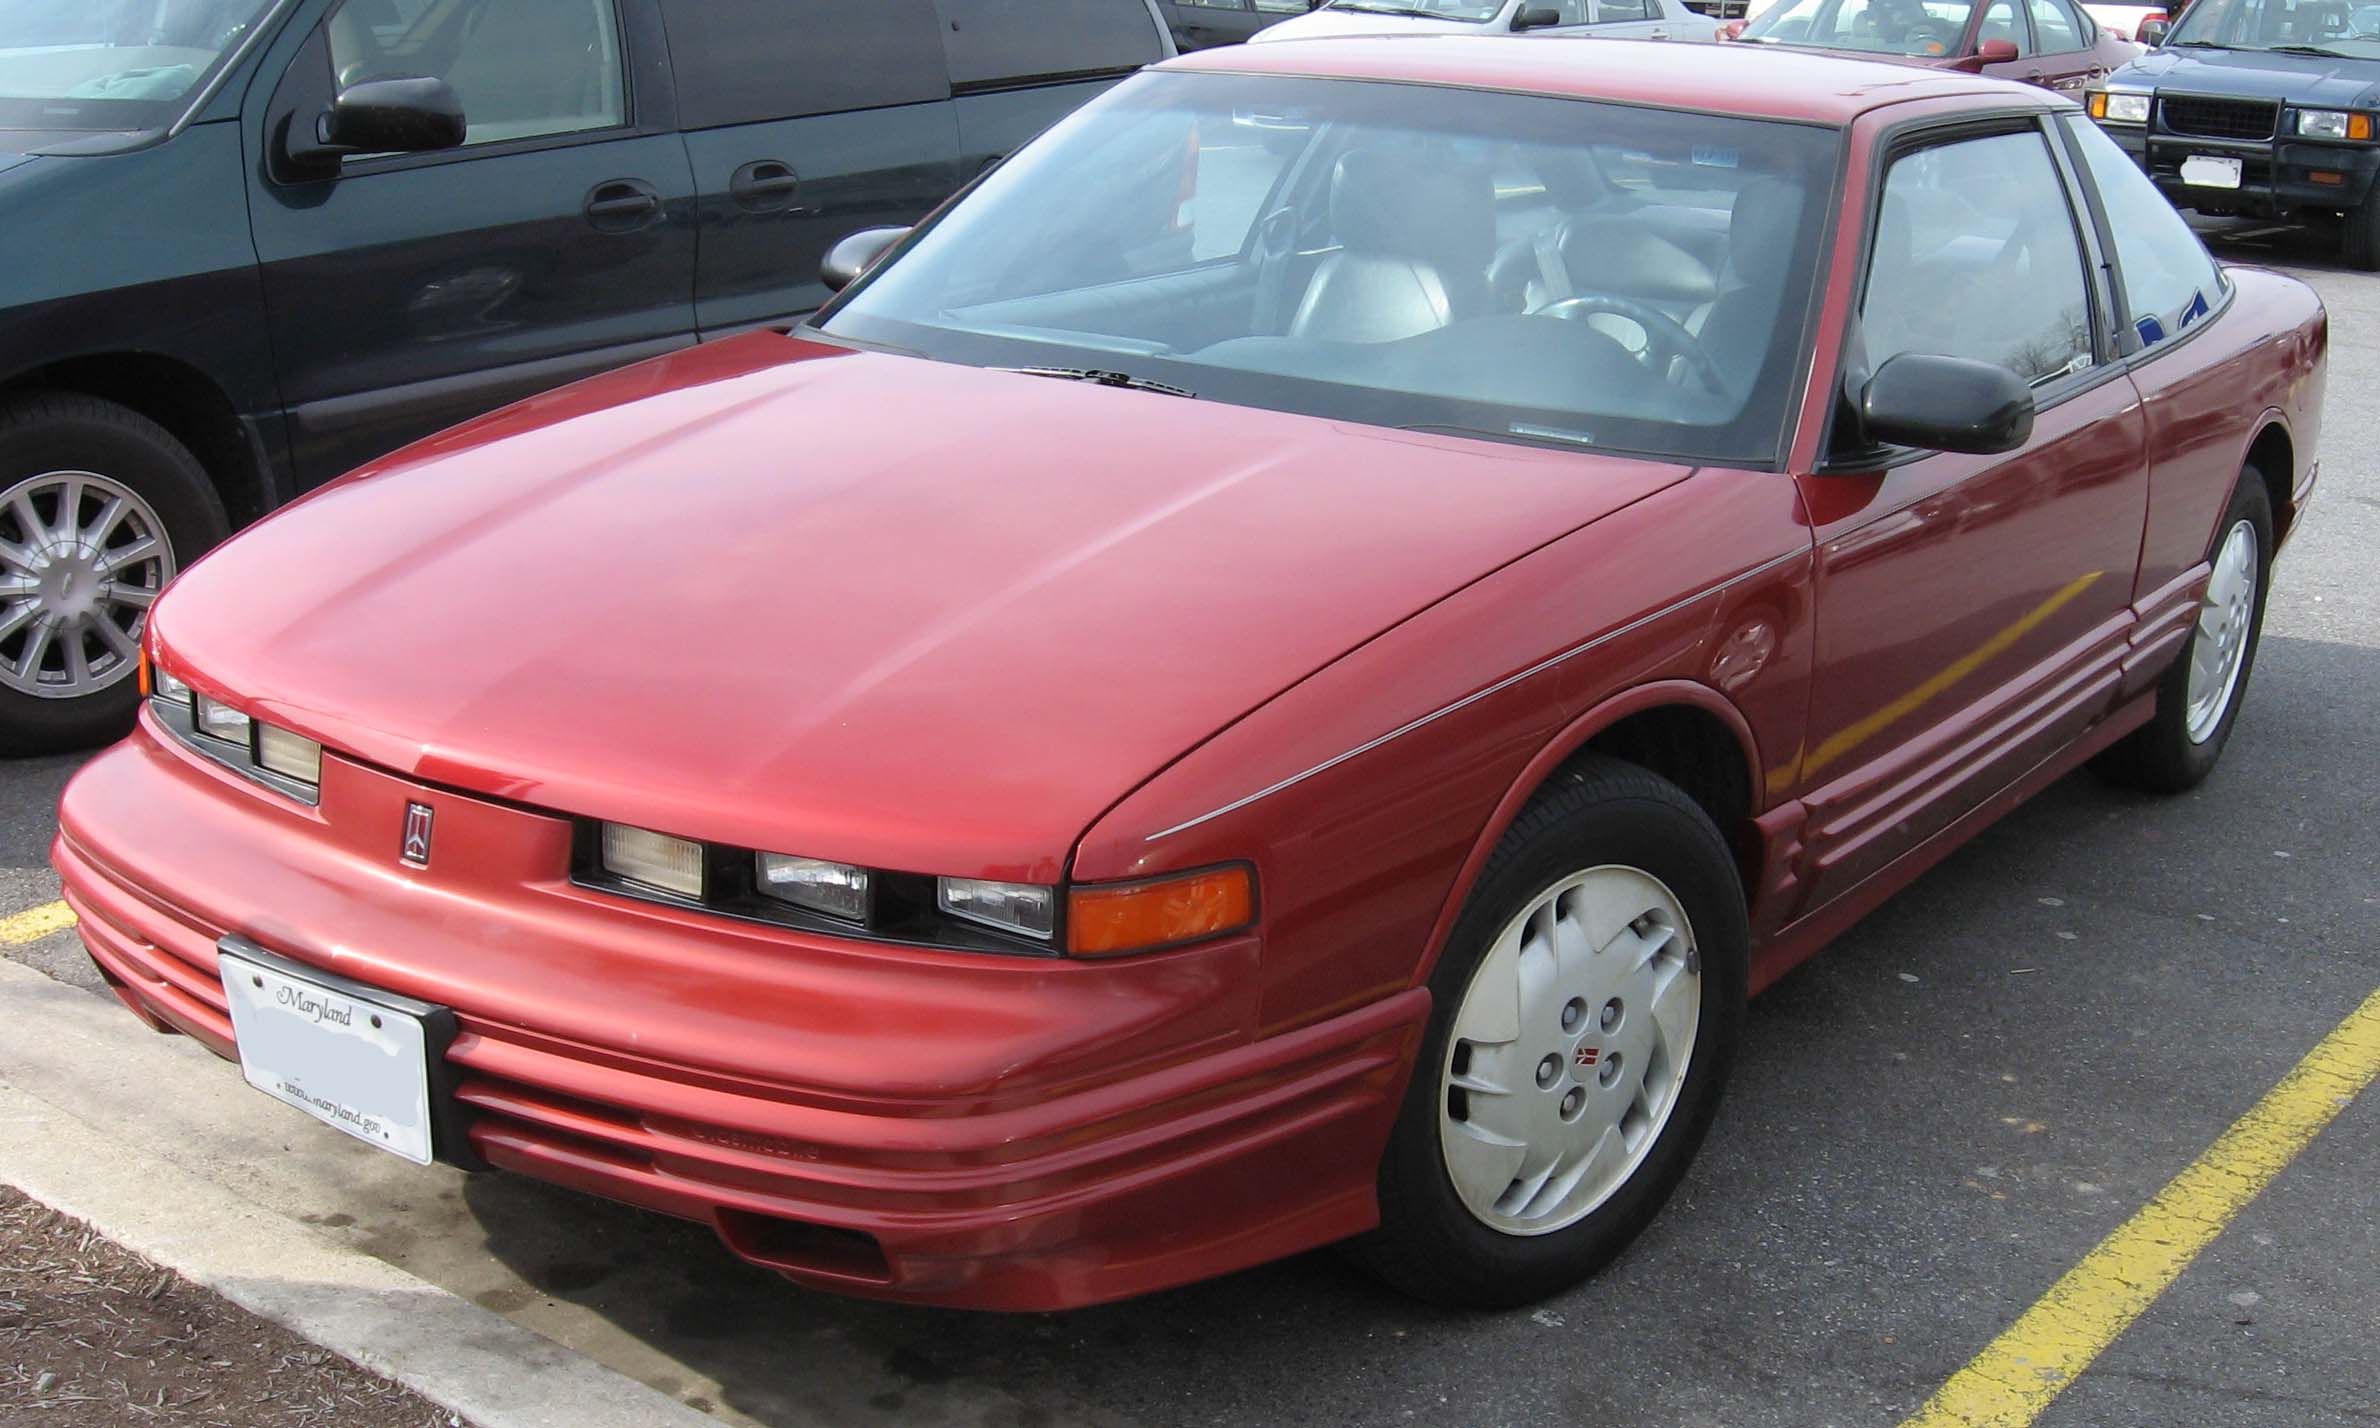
(0, 1185, 467, 1427)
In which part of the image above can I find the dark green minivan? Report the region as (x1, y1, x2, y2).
(0, 0, 1171, 752)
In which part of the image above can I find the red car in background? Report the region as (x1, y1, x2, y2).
(1730, 0, 2139, 92)
(56, 40, 2320, 1311)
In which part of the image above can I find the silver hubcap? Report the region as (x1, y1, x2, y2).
(0, 471, 173, 700)
(1438, 865, 1701, 1237)
(2184, 518, 2258, 745)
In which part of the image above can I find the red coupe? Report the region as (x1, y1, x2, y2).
(55, 38, 2322, 1311)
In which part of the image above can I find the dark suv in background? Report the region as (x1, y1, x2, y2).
(0, 0, 1171, 753)
(2089, 0, 2380, 266)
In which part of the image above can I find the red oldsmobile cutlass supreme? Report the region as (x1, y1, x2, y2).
(55, 38, 2322, 1311)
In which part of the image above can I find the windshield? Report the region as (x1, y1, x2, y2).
(821, 74, 1837, 466)
(2166, 0, 2380, 54)
(0, 0, 275, 130)
(1323, 1, 1508, 19)
(1741, 0, 1985, 55)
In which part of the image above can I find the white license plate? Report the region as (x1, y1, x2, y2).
(220, 948, 436, 1165)
(2181, 155, 2244, 190)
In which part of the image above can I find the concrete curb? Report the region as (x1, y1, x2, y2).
(0, 957, 719, 1428)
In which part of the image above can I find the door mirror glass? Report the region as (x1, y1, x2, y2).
(318, 77, 467, 157)
(1512, 7, 1565, 30)
(1859, 352, 2035, 455)
(822, 227, 911, 293)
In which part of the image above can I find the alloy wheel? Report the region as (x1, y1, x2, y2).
(2184, 518, 2259, 745)
(1438, 864, 1701, 1237)
(0, 470, 174, 700)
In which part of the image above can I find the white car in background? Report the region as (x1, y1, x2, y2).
(1735, 0, 2165, 31)
(1254, 0, 1718, 44)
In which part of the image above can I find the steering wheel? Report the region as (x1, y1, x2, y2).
(1529, 293, 1730, 395)
(1905, 17, 1961, 51)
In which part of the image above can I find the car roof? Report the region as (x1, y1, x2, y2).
(1160, 34, 2055, 126)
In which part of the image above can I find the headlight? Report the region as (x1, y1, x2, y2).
(254, 723, 323, 785)
(151, 669, 194, 709)
(193, 694, 251, 745)
(938, 877, 1056, 940)
(2092, 91, 2151, 124)
(755, 853, 872, 923)
(2297, 109, 2371, 139)
(600, 823, 705, 899)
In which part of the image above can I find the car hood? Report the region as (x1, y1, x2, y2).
(2114, 47, 2380, 108)
(1253, 9, 1503, 43)
(152, 334, 1689, 880)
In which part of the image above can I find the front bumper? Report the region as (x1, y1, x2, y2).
(53, 719, 1426, 1310)
(2104, 119, 2380, 216)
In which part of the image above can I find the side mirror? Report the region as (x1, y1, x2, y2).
(1858, 352, 2035, 455)
(2138, 16, 2170, 42)
(1961, 37, 2022, 67)
(821, 227, 910, 293)
(1512, 6, 1564, 30)
(290, 76, 465, 166)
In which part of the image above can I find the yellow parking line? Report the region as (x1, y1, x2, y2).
(1902, 986, 2380, 1428)
(0, 901, 75, 946)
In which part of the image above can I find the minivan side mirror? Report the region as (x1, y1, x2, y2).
(288, 77, 465, 168)
(1512, 6, 1564, 29)
(2138, 16, 2170, 43)
(1858, 352, 2035, 455)
(822, 227, 911, 293)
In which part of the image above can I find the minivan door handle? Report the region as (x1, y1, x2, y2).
(584, 179, 663, 233)
(729, 160, 803, 214)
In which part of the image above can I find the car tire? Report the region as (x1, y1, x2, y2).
(2343, 201, 2380, 272)
(1350, 755, 1748, 1310)
(0, 394, 228, 756)
(2093, 471, 2274, 794)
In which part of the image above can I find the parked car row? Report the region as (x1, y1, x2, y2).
(53, 33, 2319, 1312)
(0, 0, 1177, 752)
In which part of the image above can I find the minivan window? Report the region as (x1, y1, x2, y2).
(0, 0, 275, 130)
(824, 72, 1839, 466)
(326, 0, 625, 148)
(657, 0, 948, 131)
(937, 0, 1167, 89)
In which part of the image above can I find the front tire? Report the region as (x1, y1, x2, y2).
(2343, 202, 2380, 272)
(0, 394, 228, 756)
(2095, 471, 2273, 794)
(1352, 755, 1748, 1309)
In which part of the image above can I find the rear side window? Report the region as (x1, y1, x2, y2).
(327, 0, 625, 148)
(1594, 0, 1655, 21)
(2062, 116, 2225, 347)
(658, 0, 949, 130)
(937, 0, 1167, 89)
(2027, 0, 2083, 49)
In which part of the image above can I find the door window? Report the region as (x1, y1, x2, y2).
(937, 0, 1169, 89)
(1976, 0, 2031, 50)
(2025, 0, 2083, 49)
(1593, 0, 1655, 21)
(656, 0, 948, 130)
(326, 0, 625, 147)
(2062, 116, 2225, 346)
(1862, 130, 2094, 386)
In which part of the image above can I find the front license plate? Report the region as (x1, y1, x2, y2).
(219, 946, 437, 1165)
(2181, 155, 2244, 189)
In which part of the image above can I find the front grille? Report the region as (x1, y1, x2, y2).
(2160, 96, 2278, 141)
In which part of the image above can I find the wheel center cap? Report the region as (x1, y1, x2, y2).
(34, 543, 102, 625)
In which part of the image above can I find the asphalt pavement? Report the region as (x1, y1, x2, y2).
(1, 220, 2372, 1428)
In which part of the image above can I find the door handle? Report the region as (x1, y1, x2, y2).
(584, 178, 662, 233)
(729, 159, 803, 214)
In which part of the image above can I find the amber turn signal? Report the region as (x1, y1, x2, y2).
(1067, 865, 1255, 957)
(2354, 114, 2374, 141)
(2087, 92, 2106, 119)
(136, 646, 151, 698)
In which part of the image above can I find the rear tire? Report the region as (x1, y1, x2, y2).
(1350, 755, 1748, 1309)
(0, 394, 227, 756)
(2094, 471, 2273, 794)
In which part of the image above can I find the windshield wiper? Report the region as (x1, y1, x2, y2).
(2167, 39, 2230, 46)
(2265, 42, 2351, 55)
(996, 366, 1197, 399)
(1328, 3, 1445, 15)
